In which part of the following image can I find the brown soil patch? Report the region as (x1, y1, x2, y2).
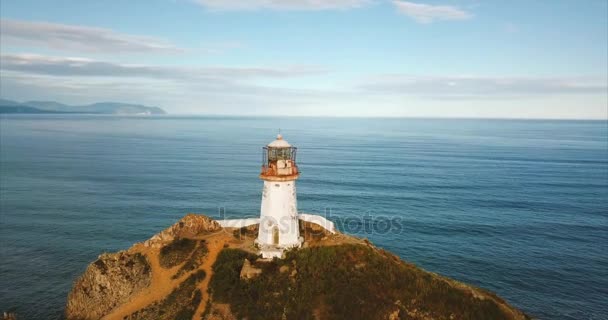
(94, 220, 371, 320)
(102, 230, 235, 320)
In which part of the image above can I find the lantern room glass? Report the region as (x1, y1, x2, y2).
(268, 147, 295, 161)
(261, 146, 298, 176)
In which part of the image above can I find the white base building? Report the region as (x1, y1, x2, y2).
(218, 213, 336, 258)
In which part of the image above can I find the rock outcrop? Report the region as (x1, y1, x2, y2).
(143, 214, 222, 248)
(239, 259, 262, 280)
(65, 251, 151, 319)
(65, 214, 530, 320)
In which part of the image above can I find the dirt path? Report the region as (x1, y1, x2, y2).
(192, 233, 233, 319)
(101, 244, 178, 320)
(98, 223, 345, 320)
(102, 232, 234, 320)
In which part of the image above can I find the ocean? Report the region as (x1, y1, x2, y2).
(0, 115, 606, 320)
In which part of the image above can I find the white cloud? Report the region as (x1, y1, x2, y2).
(194, 0, 370, 11)
(359, 74, 608, 97)
(0, 53, 336, 113)
(0, 54, 328, 80)
(0, 69, 341, 115)
(1, 55, 605, 118)
(0, 19, 182, 53)
(392, 1, 472, 23)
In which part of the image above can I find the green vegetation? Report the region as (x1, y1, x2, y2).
(173, 240, 209, 279)
(128, 270, 206, 320)
(159, 238, 197, 269)
(209, 249, 259, 303)
(130, 252, 152, 276)
(208, 245, 527, 320)
(232, 225, 258, 240)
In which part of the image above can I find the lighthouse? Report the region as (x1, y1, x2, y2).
(216, 133, 336, 257)
(256, 134, 302, 257)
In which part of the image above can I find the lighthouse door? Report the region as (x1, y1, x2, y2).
(272, 226, 279, 245)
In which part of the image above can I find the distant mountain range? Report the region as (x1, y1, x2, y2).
(0, 99, 167, 115)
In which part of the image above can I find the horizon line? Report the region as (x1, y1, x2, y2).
(2, 113, 606, 121)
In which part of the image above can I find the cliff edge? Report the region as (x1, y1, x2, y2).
(65, 214, 530, 320)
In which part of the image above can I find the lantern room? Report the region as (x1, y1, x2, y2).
(260, 134, 299, 180)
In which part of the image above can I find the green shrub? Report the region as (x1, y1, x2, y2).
(209, 249, 258, 301)
(159, 238, 197, 269)
(208, 245, 524, 320)
(173, 240, 208, 279)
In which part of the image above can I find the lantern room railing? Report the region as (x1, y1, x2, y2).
(260, 163, 299, 177)
(261, 146, 299, 177)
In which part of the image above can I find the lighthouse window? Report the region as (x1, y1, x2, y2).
(268, 148, 277, 161)
(268, 147, 292, 161)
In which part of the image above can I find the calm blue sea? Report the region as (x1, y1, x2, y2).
(0, 115, 606, 320)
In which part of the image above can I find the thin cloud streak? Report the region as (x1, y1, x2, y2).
(0, 53, 335, 112)
(0, 54, 329, 80)
(0, 19, 182, 53)
(392, 1, 472, 23)
(3, 53, 604, 99)
(194, 0, 370, 11)
(0, 70, 341, 115)
(359, 74, 608, 97)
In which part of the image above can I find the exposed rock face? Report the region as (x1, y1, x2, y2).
(65, 214, 530, 320)
(239, 259, 262, 280)
(65, 251, 151, 320)
(65, 214, 221, 320)
(144, 214, 222, 248)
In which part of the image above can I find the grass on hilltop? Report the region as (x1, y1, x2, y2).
(159, 238, 198, 269)
(208, 244, 525, 320)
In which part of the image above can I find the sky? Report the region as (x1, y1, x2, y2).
(0, 0, 607, 118)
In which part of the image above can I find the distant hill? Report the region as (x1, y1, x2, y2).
(0, 105, 74, 114)
(0, 99, 166, 115)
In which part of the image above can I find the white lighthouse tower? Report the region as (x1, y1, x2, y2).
(256, 134, 302, 258)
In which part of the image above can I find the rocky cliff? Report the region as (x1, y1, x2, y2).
(65, 214, 530, 320)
